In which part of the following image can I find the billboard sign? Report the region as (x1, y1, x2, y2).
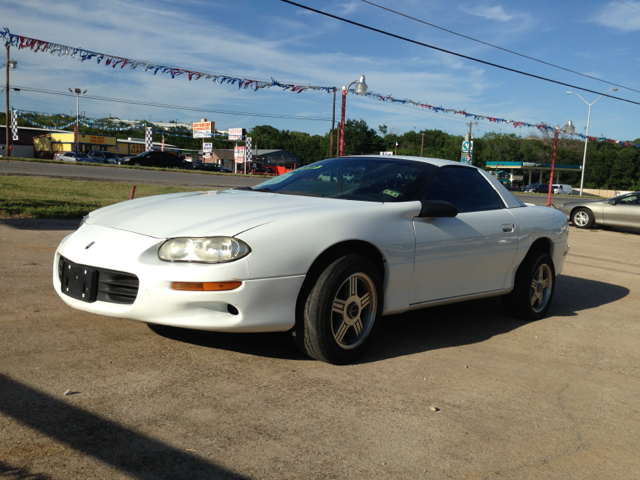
(203, 142, 212, 153)
(193, 121, 213, 138)
(229, 128, 245, 141)
(234, 146, 246, 163)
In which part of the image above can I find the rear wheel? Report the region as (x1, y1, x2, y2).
(503, 250, 555, 321)
(571, 208, 594, 228)
(294, 254, 383, 364)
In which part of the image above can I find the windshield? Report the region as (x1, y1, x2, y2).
(252, 157, 437, 202)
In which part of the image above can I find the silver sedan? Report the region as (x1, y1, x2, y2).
(558, 191, 640, 229)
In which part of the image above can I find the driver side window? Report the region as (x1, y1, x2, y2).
(422, 167, 502, 213)
(618, 194, 640, 205)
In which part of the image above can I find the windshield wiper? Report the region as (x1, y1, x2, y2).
(233, 187, 272, 192)
(276, 190, 323, 197)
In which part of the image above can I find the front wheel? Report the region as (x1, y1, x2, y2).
(295, 254, 383, 364)
(503, 250, 555, 321)
(571, 208, 594, 229)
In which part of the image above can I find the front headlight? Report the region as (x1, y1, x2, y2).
(158, 237, 251, 263)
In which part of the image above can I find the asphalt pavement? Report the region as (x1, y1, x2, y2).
(0, 160, 264, 189)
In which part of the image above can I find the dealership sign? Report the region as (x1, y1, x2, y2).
(193, 121, 213, 138)
(228, 128, 245, 141)
(203, 142, 212, 153)
(234, 146, 246, 163)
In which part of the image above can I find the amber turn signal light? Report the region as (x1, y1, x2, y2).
(172, 281, 242, 291)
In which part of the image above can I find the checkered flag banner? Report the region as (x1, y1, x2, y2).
(145, 127, 153, 151)
(11, 110, 19, 141)
(245, 137, 252, 163)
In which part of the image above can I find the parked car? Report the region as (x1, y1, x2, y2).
(264, 166, 278, 175)
(121, 151, 183, 169)
(56, 151, 93, 162)
(77, 156, 101, 163)
(552, 184, 573, 195)
(88, 150, 121, 164)
(246, 166, 268, 174)
(192, 163, 232, 173)
(522, 183, 549, 194)
(53, 156, 569, 364)
(558, 191, 640, 229)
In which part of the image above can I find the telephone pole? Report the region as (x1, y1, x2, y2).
(420, 132, 424, 157)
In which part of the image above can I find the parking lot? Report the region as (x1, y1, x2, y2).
(1, 218, 639, 479)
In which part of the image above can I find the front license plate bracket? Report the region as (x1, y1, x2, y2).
(61, 261, 99, 302)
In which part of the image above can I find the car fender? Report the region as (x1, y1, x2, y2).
(503, 205, 569, 289)
(236, 201, 421, 314)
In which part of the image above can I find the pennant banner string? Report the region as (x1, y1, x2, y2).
(3, 27, 636, 148)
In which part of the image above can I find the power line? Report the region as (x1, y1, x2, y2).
(614, 0, 640, 13)
(281, 0, 640, 106)
(11, 86, 333, 122)
(361, 0, 640, 95)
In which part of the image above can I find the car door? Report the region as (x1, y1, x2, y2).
(410, 166, 519, 305)
(602, 193, 640, 228)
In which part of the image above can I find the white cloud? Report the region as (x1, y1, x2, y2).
(590, 1, 640, 31)
(460, 4, 513, 22)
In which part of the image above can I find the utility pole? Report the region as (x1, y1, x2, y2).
(330, 88, 336, 157)
(420, 132, 424, 157)
(5, 41, 10, 157)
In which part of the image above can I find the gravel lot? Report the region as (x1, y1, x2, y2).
(1, 218, 639, 479)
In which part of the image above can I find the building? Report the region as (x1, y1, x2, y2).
(485, 161, 581, 186)
(32, 132, 179, 158)
(0, 124, 61, 158)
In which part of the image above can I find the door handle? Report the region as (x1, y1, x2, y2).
(502, 224, 514, 232)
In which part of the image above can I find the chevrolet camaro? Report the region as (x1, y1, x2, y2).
(53, 156, 569, 364)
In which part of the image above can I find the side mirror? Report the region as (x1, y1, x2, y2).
(608, 199, 617, 205)
(418, 200, 458, 218)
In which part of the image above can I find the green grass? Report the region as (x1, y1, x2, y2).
(0, 176, 207, 219)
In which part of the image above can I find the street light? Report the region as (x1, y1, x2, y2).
(339, 75, 368, 157)
(547, 120, 575, 207)
(69, 87, 87, 157)
(3, 40, 17, 158)
(566, 88, 618, 196)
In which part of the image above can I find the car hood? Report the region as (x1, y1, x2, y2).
(559, 199, 606, 210)
(85, 189, 382, 238)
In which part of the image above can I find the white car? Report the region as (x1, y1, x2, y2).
(552, 184, 573, 195)
(53, 156, 569, 364)
(55, 151, 93, 162)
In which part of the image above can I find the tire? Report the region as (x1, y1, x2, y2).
(295, 254, 383, 365)
(503, 250, 555, 321)
(134, 162, 142, 167)
(571, 208, 594, 229)
(171, 165, 179, 169)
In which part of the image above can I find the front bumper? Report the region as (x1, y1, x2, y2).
(53, 224, 304, 332)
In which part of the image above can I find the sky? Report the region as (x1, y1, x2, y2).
(2, 0, 640, 143)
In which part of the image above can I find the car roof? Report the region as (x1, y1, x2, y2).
(347, 155, 475, 169)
